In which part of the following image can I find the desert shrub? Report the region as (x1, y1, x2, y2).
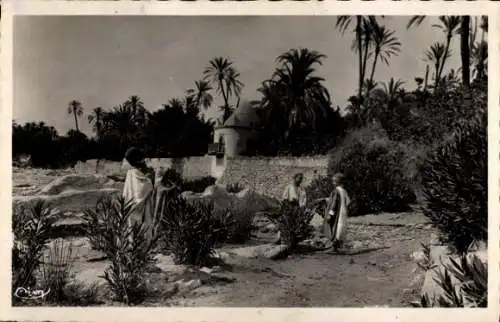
(412, 254, 487, 308)
(181, 176, 217, 193)
(305, 176, 334, 215)
(215, 199, 254, 244)
(160, 168, 183, 187)
(39, 239, 75, 304)
(226, 182, 245, 194)
(158, 196, 221, 266)
(420, 106, 487, 253)
(60, 281, 102, 306)
(83, 196, 159, 304)
(268, 200, 314, 249)
(12, 201, 56, 294)
(327, 137, 416, 216)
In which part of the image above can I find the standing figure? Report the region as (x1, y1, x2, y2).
(323, 173, 351, 251)
(122, 147, 156, 242)
(274, 173, 307, 244)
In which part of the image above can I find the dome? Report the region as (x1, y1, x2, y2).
(220, 101, 261, 129)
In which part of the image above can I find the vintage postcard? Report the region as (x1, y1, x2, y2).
(1, 1, 499, 321)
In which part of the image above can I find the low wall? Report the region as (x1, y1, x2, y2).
(217, 156, 329, 199)
(74, 156, 213, 179)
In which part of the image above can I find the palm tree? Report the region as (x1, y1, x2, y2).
(203, 57, 243, 122)
(471, 40, 487, 81)
(424, 42, 450, 89)
(67, 100, 83, 132)
(381, 78, 406, 105)
(87, 107, 105, 139)
(262, 48, 331, 134)
(408, 15, 469, 87)
(336, 16, 364, 98)
(368, 20, 401, 84)
(186, 80, 213, 111)
(124, 95, 148, 128)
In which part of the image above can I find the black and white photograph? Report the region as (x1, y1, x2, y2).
(4, 2, 494, 315)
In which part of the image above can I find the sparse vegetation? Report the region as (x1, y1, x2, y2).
(84, 196, 159, 304)
(269, 200, 314, 249)
(158, 195, 221, 266)
(411, 254, 487, 308)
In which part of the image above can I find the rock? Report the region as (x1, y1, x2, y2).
(13, 188, 120, 213)
(200, 267, 212, 274)
(40, 174, 117, 195)
(175, 279, 202, 294)
(368, 260, 376, 266)
(185, 185, 280, 214)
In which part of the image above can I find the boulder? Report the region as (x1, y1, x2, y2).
(13, 188, 120, 213)
(185, 185, 280, 214)
(40, 174, 118, 195)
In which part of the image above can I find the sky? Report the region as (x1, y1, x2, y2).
(13, 15, 465, 136)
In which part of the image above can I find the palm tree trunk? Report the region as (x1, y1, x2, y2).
(356, 16, 363, 99)
(461, 16, 471, 88)
(369, 50, 380, 84)
(73, 110, 80, 132)
(219, 78, 230, 122)
(437, 36, 452, 85)
(424, 65, 429, 91)
(361, 31, 370, 89)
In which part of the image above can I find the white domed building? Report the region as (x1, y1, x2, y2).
(209, 101, 261, 178)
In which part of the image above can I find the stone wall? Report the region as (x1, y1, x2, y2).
(217, 156, 329, 199)
(73, 156, 213, 179)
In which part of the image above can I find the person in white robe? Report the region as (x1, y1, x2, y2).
(323, 173, 351, 251)
(121, 147, 157, 242)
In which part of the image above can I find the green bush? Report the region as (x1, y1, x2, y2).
(12, 201, 56, 295)
(268, 200, 314, 248)
(226, 182, 245, 194)
(420, 106, 487, 253)
(411, 254, 487, 308)
(39, 239, 75, 304)
(83, 196, 159, 304)
(158, 196, 221, 266)
(215, 199, 254, 244)
(327, 137, 416, 216)
(181, 176, 217, 193)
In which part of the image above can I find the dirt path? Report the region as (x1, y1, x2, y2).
(161, 224, 432, 307)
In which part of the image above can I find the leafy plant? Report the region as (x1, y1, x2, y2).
(420, 101, 486, 253)
(215, 199, 254, 244)
(226, 182, 245, 194)
(181, 176, 217, 193)
(411, 254, 487, 307)
(327, 137, 416, 216)
(39, 239, 75, 304)
(12, 201, 56, 294)
(83, 196, 159, 304)
(268, 200, 314, 249)
(416, 243, 437, 271)
(158, 196, 221, 266)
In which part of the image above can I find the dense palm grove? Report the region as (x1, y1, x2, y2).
(13, 16, 487, 169)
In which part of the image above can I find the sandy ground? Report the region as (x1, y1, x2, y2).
(13, 167, 432, 307)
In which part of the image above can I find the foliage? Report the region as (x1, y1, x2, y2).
(305, 176, 334, 215)
(411, 254, 487, 308)
(158, 196, 221, 266)
(39, 239, 76, 304)
(226, 182, 245, 194)
(327, 132, 416, 216)
(83, 196, 159, 304)
(215, 199, 254, 244)
(12, 201, 56, 293)
(268, 200, 314, 248)
(181, 176, 217, 193)
(58, 281, 102, 306)
(420, 95, 487, 253)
